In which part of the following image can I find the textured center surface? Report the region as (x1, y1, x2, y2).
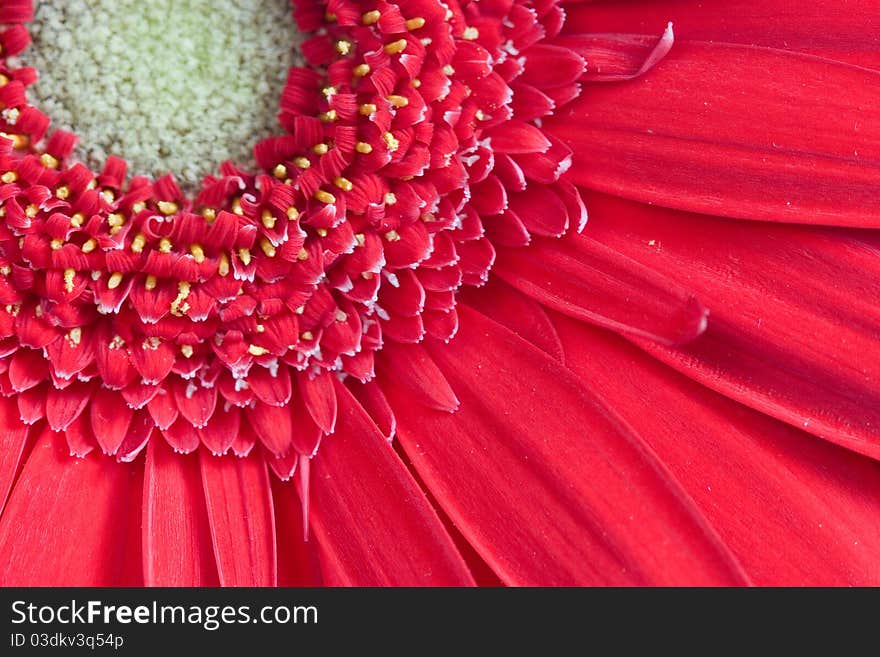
(24, 0, 300, 188)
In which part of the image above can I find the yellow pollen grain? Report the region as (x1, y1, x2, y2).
(325, 11, 337, 22)
(260, 239, 276, 258)
(81, 238, 97, 253)
(385, 230, 401, 242)
(315, 190, 336, 204)
(272, 164, 288, 179)
(384, 39, 407, 55)
(322, 86, 338, 98)
(132, 201, 146, 214)
(294, 156, 312, 169)
(335, 309, 349, 322)
(261, 210, 277, 229)
(70, 213, 85, 227)
(312, 143, 329, 155)
(412, 78, 421, 88)
(231, 198, 244, 215)
(286, 206, 300, 220)
(362, 10, 380, 24)
(25, 204, 38, 218)
(296, 248, 309, 261)
(359, 103, 377, 116)
(107, 272, 124, 290)
(356, 141, 373, 154)
(405, 17, 426, 30)
(256, 324, 266, 333)
(317, 228, 329, 237)
(383, 132, 400, 152)
(248, 344, 269, 356)
(131, 233, 146, 253)
(67, 327, 82, 347)
(170, 281, 192, 316)
(40, 153, 59, 169)
(56, 185, 70, 200)
(108, 335, 125, 350)
(0, 171, 16, 183)
(158, 201, 178, 216)
(101, 189, 115, 203)
(202, 207, 217, 222)
(353, 63, 371, 78)
(238, 248, 252, 266)
(387, 94, 408, 108)
(335, 40, 352, 55)
(334, 177, 353, 192)
(180, 344, 194, 358)
(218, 253, 231, 277)
(0, 74, 8, 86)
(158, 238, 173, 253)
(108, 213, 125, 228)
(320, 109, 338, 123)
(145, 275, 158, 290)
(355, 233, 366, 247)
(443, 64, 455, 76)
(190, 243, 205, 263)
(462, 26, 480, 40)
(50, 238, 64, 251)
(63, 268, 76, 293)
(384, 192, 397, 205)
(300, 331, 314, 341)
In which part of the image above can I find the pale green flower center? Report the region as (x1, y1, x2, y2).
(23, 0, 301, 188)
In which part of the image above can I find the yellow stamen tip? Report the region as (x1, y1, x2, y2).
(405, 17, 426, 30)
(107, 272, 124, 290)
(384, 39, 407, 55)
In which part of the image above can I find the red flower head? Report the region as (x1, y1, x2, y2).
(0, 0, 878, 586)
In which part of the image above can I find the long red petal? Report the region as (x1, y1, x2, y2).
(554, 313, 880, 585)
(307, 380, 475, 586)
(564, 0, 880, 70)
(199, 453, 277, 586)
(495, 233, 708, 345)
(143, 439, 219, 586)
(583, 192, 880, 459)
(387, 307, 747, 585)
(0, 429, 142, 585)
(550, 42, 880, 227)
(0, 397, 28, 515)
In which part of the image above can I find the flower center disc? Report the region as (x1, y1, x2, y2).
(23, 0, 301, 187)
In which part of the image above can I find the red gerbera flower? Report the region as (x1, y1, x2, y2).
(0, 0, 877, 586)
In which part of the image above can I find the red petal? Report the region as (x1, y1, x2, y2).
(565, 0, 880, 70)
(495, 233, 708, 346)
(247, 401, 293, 456)
(386, 307, 747, 585)
(143, 439, 219, 586)
(554, 313, 880, 585)
(485, 121, 551, 154)
(308, 381, 474, 585)
(461, 277, 564, 362)
(90, 388, 133, 455)
(172, 377, 218, 429)
(271, 476, 323, 586)
(584, 192, 880, 459)
(297, 371, 337, 434)
(553, 23, 674, 81)
(550, 43, 880, 227)
(46, 381, 92, 432)
(0, 397, 28, 515)
(376, 342, 459, 412)
(0, 430, 142, 585)
(199, 453, 276, 586)
(199, 406, 240, 456)
(248, 364, 292, 406)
